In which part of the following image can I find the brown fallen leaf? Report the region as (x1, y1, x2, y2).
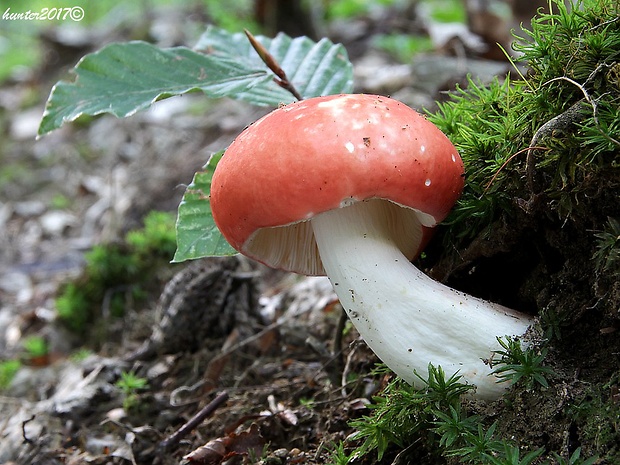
(182, 423, 265, 465)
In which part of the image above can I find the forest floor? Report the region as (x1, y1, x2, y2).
(1, 3, 618, 465)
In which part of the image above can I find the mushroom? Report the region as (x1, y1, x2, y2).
(210, 94, 533, 400)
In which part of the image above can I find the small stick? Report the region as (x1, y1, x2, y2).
(483, 145, 550, 195)
(332, 308, 348, 384)
(525, 99, 586, 195)
(22, 414, 36, 444)
(244, 29, 303, 101)
(158, 391, 229, 451)
(526, 75, 620, 195)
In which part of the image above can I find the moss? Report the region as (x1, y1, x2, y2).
(54, 210, 177, 336)
(429, 0, 620, 244)
(559, 372, 620, 462)
(424, 0, 620, 321)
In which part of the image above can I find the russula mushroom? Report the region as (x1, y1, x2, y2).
(211, 94, 533, 400)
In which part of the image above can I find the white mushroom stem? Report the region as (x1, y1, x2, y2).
(310, 199, 533, 400)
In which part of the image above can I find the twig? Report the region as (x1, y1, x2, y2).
(540, 76, 619, 151)
(209, 303, 315, 364)
(392, 441, 422, 464)
(331, 308, 348, 385)
(483, 145, 550, 195)
(202, 300, 319, 387)
(525, 74, 620, 198)
(158, 391, 229, 451)
(524, 98, 587, 202)
(22, 414, 36, 444)
(341, 339, 363, 398)
(170, 380, 207, 407)
(244, 29, 303, 101)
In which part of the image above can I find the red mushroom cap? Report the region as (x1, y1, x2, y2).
(211, 94, 464, 275)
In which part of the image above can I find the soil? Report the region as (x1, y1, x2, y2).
(1, 4, 619, 465)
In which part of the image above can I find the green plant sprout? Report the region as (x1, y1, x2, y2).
(551, 447, 599, 465)
(69, 348, 93, 362)
(0, 360, 22, 390)
(22, 336, 49, 359)
(414, 364, 476, 408)
(115, 371, 149, 411)
(432, 405, 480, 449)
(299, 397, 316, 409)
(538, 306, 566, 342)
(491, 336, 554, 390)
(326, 441, 353, 465)
(50, 193, 71, 209)
(445, 422, 505, 463)
(326, 0, 396, 20)
(593, 216, 620, 273)
(566, 376, 618, 463)
(486, 443, 545, 465)
(126, 210, 177, 258)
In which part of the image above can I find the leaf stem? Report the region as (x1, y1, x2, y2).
(244, 29, 303, 101)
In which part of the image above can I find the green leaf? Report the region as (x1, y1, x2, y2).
(172, 151, 236, 262)
(38, 26, 353, 136)
(38, 40, 272, 136)
(194, 26, 354, 104)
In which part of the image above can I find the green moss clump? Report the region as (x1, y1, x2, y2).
(55, 210, 177, 334)
(425, 0, 620, 328)
(125, 210, 177, 258)
(564, 371, 620, 461)
(430, 0, 620, 243)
